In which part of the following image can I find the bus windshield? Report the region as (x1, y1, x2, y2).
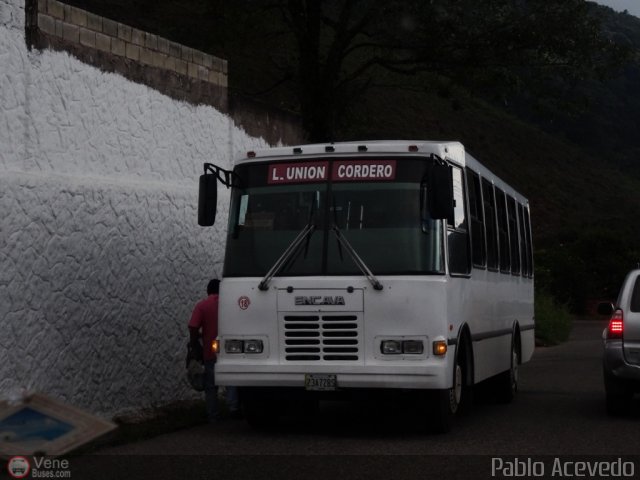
(223, 158, 444, 277)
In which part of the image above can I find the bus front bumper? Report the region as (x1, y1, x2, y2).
(215, 364, 450, 390)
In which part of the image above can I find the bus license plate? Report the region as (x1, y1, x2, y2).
(305, 374, 337, 391)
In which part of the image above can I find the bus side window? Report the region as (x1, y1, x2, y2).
(482, 179, 499, 271)
(524, 206, 534, 278)
(524, 208, 534, 278)
(466, 169, 486, 268)
(448, 165, 471, 275)
(517, 203, 530, 277)
(507, 196, 521, 276)
(496, 189, 510, 273)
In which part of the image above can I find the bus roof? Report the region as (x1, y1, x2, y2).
(237, 140, 527, 205)
(242, 141, 463, 162)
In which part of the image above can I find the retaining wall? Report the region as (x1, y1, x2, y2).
(27, 0, 305, 145)
(0, 0, 267, 417)
(31, 0, 228, 111)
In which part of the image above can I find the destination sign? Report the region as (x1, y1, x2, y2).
(267, 160, 397, 184)
(268, 161, 329, 184)
(332, 160, 396, 181)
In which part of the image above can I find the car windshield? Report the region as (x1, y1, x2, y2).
(223, 158, 444, 277)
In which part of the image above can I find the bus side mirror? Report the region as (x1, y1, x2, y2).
(198, 173, 217, 226)
(427, 163, 454, 221)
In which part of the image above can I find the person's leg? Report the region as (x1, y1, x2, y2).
(204, 359, 219, 422)
(226, 386, 240, 416)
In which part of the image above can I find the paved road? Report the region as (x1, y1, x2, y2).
(68, 320, 640, 479)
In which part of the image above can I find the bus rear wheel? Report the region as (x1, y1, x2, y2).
(496, 337, 519, 403)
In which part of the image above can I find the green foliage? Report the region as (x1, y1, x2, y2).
(535, 229, 640, 313)
(534, 292, 573, 346)
(232, 0, 631, 141)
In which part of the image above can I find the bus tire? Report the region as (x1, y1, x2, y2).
(430, 347, 467, 433)
(496, 334, 519, 403)
(457, 334, 474, 415)
(430, 388, 454, 433)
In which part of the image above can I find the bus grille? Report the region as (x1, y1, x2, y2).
(283, 314, 360, 361)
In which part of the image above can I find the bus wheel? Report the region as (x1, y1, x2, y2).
(430, 356, 464, 433)
(496, 337, 519, 403)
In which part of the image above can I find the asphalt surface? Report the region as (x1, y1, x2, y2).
(65, 320, 640, 479)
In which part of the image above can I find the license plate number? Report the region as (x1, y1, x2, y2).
(305, 374, 337, 391)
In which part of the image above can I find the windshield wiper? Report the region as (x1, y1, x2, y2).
(330, 225, 383, 291)
(302, 192, 319, 259)
(259, 195, 320, 291)
(258, 223, 316, 291)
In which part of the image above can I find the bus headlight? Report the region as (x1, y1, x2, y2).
(381, 340, 402, 355)
(225, 339, 264, 354)
(380, 339, 425, 355)
(225, 340, 244, 354)
(244, 339, 264, 354)
(402, 340, 424, 354)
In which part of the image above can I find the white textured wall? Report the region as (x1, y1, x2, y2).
(0, 0, 266, 416)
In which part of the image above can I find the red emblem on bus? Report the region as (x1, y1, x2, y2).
(238, 296, 251, 310)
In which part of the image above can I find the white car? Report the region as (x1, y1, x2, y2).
(599, 269, 640, 415)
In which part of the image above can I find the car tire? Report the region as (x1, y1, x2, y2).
(604, 372, 633, 416)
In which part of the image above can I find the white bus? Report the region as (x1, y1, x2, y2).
(198, 140, 534, 432)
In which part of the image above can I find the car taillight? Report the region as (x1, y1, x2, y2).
(608, 309, 624, 339)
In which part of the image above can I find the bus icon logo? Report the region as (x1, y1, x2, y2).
(238, 296, 251, 310)
(7, 456, 30, 479)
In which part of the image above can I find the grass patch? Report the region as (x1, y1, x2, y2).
(535, 292, 573, 346)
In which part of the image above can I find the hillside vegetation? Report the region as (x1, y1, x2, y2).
(342, 72, 640, 308)
(62, 0, 640, 311)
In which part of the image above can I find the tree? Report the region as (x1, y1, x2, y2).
(228, 0, 631, 141)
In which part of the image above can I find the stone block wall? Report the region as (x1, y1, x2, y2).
(29, 0, 305, 145)
(31, 0, 228, 111)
